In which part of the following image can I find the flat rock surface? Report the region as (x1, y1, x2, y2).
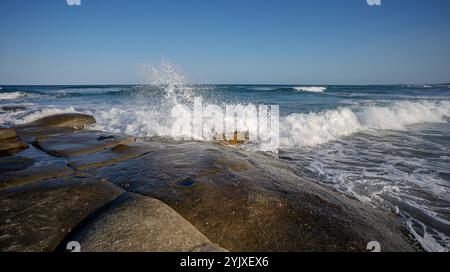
(16, 113, 96, 143)
(96, 141, 416, 252)
(68, 143, 152, 171)
(0, 139, 28, 156)
(0, 128, 17, 140)
(37, 131, 136, 157)
(0, 176, 124, 252)
(0, 146, 73, 190)
(67, 192, 225, 252)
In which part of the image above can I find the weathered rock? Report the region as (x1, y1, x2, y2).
(68, 144, 152, 171)
(0, 156, 35, 172)
(215, 131, 249, 145)
(0, 128, 28, 156)
(96, 141, 416, 252)
(0, 128, 17, 140)
(66, 192, 226, 252)
(37, 131, 136, 157)
(0, 176, 124, 252)
(0, 140, 28, 155)
(1, 106, 27, 112)
(22, 113, 96, 129)
(15, 113, 96, 143)
(0, 146, 73, 190)
(16, 126, 77, 143)
(0, 117, 419, 252)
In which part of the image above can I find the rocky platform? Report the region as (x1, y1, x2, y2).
(0, 114, 418, 252)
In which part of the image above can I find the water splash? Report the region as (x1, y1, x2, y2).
(141, 61, 192, 104)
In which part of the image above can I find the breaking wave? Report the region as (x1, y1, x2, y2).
(280, 100, 450, 148)
(0, 91, 26, 100)
(4, 98, 450, 151)
(293, 86, 327, 93)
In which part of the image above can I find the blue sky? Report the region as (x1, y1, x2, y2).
(1, 0, 449, 85)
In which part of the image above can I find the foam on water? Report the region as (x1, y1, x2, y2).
(280, 100, 450, 148)
(8, 99, 449, 150)
(293, 86, 327, 93)
(0, 106, 85, 127)
(407, 219, 448, 252)
(0, 91, 26, 100)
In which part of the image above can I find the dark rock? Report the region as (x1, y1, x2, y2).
(0, 140, 28, 156)
(15, 113, 96, 143)
(16, 126, 77, 143)
(0, 157, 35, 172)
(96, 141, 416, 252)
(68, 144, 151, 171)
(0, 128, 28, 156)
(0, 146, 73, 190)
(67, 192, 226, 252)
(37, 131, 136, 157)
(21, 113, 95, 129)
(1, 106, 27, 112)
(0, 176, 124, 252)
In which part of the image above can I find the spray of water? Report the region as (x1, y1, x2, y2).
(140, 61, 193, 104)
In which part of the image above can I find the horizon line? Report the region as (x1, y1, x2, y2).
(1, 82, 450, 87)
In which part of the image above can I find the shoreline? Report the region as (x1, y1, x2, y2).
(0, 113, 420, 252)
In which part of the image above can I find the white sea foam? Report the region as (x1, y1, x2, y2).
(281, 108, 361, 147)
(407, 220, 449, 252)
(0, 91, 26, 100)
(358, 101, 450, 130)
(92, 106, 173, 137)
(88, 100, 450, 153)
(0, 106, 84, 126)
(293, 86, 327, 93)
(11, 100, 449, 151)
(280, 100, 450, 148)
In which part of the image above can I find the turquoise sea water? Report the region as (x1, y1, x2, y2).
(1, 84, 450, 251)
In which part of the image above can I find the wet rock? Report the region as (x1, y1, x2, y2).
(68, 144, 151, 171)
(215, 131, 249, 145)
(0, 128, 28, 156)
(0, 156, 35, 172)
(37, 131, 136, 157)
(0, 140, 28, 156)
(0, 128, 17, 140)
(22, 113, 95, 129)
(16, 126, 77, 143)
(0, 146, 73, 190)
(1, 106, 27, 112)
(15, 113, 96, 143)
(0, 176, 124, 252)
(66, 192, 226, 252)
(96, 141, 416, 252)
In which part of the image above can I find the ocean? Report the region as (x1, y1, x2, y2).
(1, 83, 450, 251)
